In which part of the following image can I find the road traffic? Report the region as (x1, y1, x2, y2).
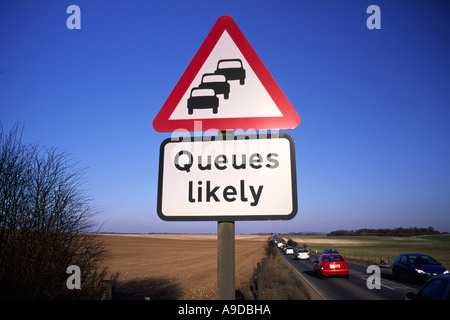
(274, 236, 449, 300)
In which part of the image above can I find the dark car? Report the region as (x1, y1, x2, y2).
(323, 248, 339, 254)
(198, 73, 230, 99)
(406, 274, 450, 300)
(187, 88, 219, 115)
(214, 59, 246, 85)
(392, 253, 449, 283)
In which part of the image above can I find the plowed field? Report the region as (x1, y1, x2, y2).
(100, 234, 269, 300)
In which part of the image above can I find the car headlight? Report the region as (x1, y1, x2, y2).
(415, 269, 428, 275)
(443, 270, 449, 274)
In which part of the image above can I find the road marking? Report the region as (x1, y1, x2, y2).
(351, 269, 418, 291)
(360, 276, 395, 290)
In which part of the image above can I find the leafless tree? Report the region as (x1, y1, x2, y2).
(0, 123, 108, 299)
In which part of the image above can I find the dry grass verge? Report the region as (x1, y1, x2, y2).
(240, 239, 311, 300)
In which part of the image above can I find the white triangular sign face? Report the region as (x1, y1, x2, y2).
(153, 15, 300, 132)
(169, 31, 283, 120)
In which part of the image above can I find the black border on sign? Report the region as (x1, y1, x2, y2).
(156, 133, 297, 221)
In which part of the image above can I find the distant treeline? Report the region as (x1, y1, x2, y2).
(328, 227, 443, 237)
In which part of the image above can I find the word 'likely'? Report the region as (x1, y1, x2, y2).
(188, 180, 263, 206)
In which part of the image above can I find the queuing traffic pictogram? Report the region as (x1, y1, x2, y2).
(153, 15, 300, 132)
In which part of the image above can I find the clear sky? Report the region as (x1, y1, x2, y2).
(1, 0, 449, 234)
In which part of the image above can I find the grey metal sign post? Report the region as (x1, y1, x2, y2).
(217, 221, 235, 299)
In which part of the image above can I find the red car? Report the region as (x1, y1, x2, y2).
(314, 254, 349, 278)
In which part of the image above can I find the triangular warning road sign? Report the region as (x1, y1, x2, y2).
(153, 15, 300, 133)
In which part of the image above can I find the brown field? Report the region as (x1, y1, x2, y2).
(99, 234, 269, 300)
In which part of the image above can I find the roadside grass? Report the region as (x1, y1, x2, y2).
(260, 252, 310, 300)
(239, 239, 311, 300)
(280, 234, 450, 268)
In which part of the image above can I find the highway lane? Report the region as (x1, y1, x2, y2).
(278, 249, 423, 300)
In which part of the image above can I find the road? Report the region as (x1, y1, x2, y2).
(278, 247, 423, 300)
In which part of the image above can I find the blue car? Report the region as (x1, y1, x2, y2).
(406, 274, 450, 300)
(392, 253, 449, 283)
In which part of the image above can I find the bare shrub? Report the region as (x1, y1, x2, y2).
(0, 123, 108, 299)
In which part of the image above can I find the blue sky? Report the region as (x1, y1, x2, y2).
(1, 0, 449, 234)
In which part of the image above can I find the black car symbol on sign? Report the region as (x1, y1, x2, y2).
(214, 59, 246, 85)
(187, 88, 219, 115)
(198, 73, 230, 99)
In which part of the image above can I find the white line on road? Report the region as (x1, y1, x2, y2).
(351, 269, 418, 291)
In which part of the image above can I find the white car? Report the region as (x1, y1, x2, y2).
(295, 247, 310, 260)
(285, 246, 294, 255)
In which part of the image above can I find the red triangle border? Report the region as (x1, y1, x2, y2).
(153, 15, 300, 133)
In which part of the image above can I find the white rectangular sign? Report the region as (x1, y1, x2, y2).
(157, 133, 297, 221)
